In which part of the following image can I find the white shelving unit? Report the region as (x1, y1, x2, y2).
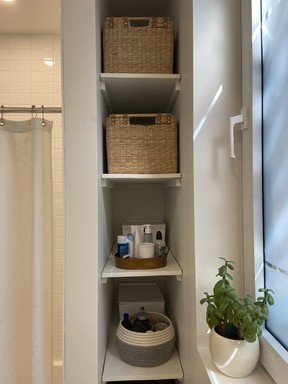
(102, 316, 184, 383)
(100, 73, 180, 113)
(99, 9, 183, 383)
(101, 173, 182, 188)
(101, 249, 183, 283)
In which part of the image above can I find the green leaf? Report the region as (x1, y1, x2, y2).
(227, 262, 235, 270)
(218, 265, 227, 277)
(213, 280, 225, 297)
(214, 308, 224, 319)
(207, 304, 216, 315)
(236, 307, 247, 318)
(226, 306, 234, 322)
(221, 296, 230, 309)
(267, 294, 274, 306)
(226, 273, 233, 281)
(246, 321, 258, 336)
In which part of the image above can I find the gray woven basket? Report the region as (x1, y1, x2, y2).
(103, 17, 174, 74)
(115, 312, 175, 367)
(106, 113, 178, 174)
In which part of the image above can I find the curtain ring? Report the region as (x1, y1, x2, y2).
(41, 105, 46, 126)
(31, 105, 37, 118)
(0, 105, 5, 126)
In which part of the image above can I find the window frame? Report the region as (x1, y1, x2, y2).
(242, 1, 288, 382)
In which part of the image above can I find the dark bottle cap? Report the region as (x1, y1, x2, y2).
(156, 230, 162, 240)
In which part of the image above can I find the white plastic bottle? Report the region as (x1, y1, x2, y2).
(127, 233, 135, 257)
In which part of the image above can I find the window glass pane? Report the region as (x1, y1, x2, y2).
(262, 0, 288, 350)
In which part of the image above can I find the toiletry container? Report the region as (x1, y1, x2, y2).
(143, 224, 153, 243)
(117, 235, 129, 257)
(138, 242, 155, 258)
(126, 233, 135, 257)
(155, 230, 166, 256)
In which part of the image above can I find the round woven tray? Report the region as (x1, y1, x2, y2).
(114, 255, 167, 270)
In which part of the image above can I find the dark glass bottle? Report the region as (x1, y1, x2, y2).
(121, 312, 132, 330)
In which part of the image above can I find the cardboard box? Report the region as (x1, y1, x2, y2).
(118, 282, 165, 319)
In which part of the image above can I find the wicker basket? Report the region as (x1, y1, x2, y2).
(106, 114, 178, 174)
(114, 254, 167, 270)
(116, 312, 175, 367)
(103, 17, 174, 73)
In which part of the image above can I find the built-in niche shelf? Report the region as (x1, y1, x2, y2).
(100, 73, 181, 114)
(101, 250, 183, 283)
(101, 173, 182, 188)
(102, 314, 184, 383)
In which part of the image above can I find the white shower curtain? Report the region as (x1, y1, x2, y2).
(0, 118, 53, 384)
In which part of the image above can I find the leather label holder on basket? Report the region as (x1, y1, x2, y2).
(106, 113, 178, 174)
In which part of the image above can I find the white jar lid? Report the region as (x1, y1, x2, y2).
(117, 235, 127, 244)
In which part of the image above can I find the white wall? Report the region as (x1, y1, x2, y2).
(62, 0, 99, 383)
(193, 0, 243, 346)
(0, 35, 64, 364)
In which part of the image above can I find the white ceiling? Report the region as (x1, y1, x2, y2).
(0, 0, 60, 35)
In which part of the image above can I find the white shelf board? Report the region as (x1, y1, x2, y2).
(101, 250, 183, 283)
(102, 316, 184, 383)
(198, 343, 274, 384)
(100, 73, 181, 113)
(101, 173, 182, 188)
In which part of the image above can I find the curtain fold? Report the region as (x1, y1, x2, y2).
(0, 117, 53, 384)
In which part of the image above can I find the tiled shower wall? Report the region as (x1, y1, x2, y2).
(0, 35, 63, 362)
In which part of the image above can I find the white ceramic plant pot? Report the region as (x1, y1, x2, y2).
(209, 328, 260, 378)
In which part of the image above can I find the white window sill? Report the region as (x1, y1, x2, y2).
(197, 335, 274, 384)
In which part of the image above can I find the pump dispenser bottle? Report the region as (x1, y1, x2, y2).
(143, 225, 153, 243)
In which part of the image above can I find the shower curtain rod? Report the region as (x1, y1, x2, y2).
(1, 106, 62, 114)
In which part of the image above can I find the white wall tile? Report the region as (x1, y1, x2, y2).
(9, 93, 32, 105)
(0, 48, 9, 59)
(0, 59, 9, 70)
(54, 94, 62, 105)
(9, 37, 32, 49)
(9, 70, 32, 82)
(32, 82, 54, 94)
(0, 72, 8, 82)
(32, 60, 54, 71)
(0, 38, 9, 49)
(9, 60, 31, 71)
(31, 94, 54, 105)
(9, 49, 32, 60)
(0, 94, 10, 104)
(32, 71, 54, 82)
(0, 83, 9, 93)
(9, 83, 31, 94)
(32, 48, 54, 60)
(32, 37, 54, 49)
